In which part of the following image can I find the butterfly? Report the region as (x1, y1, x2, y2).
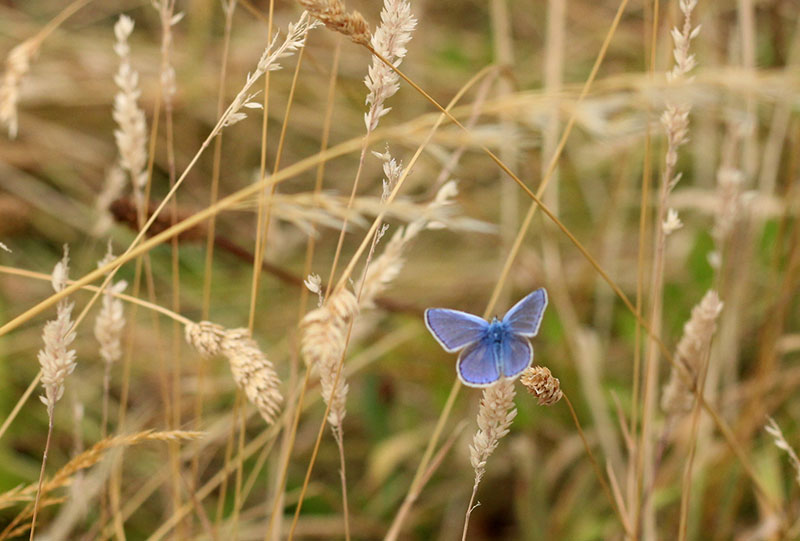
(424, 288, 548, 388)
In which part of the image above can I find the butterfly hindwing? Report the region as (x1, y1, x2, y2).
(502, 288, 548, 337)
(424, 308, 488, 353)
(500, 333, 533, 379)
(456, 337, 500, 387)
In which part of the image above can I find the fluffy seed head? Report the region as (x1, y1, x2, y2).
(221, 328, 283, 424)
(39, 246, 77, 411)
(661, 290, 723, 416)
(469, 379, 517, 480)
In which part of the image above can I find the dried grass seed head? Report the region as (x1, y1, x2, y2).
(39, 246, 77, 410)
(661, 290, 723, 415)
(221, 329, 283, 424)
(520, 365, 563, 406)
(363, 0, 416, 131)
(297, 0, 371, 45)
(94, 247, 127, 365)
(185, 320, 226, 358)
(0, 40, 38, 138)
(113, 14, 149, 202)
(469, 379, 517, 477)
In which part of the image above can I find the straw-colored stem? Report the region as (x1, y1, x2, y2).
(333, 426, 351, 541)
(196, 1, 236, 517)
(638, 165, 670, 537)
(248, 0, 276, 333)
(563, 393, 629, 536)
(461, 479, 480, 541)
(678, 346, 714, 541)
(628, 1, 658, 530)
(0, 371, 40, 444)
(28, 412, 54, 540)
(265, 37, 341, 541)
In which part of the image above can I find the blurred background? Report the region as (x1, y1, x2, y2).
(0, 0, 799, 539)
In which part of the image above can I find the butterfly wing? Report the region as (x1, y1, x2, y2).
(502, 288, 548, 337)
(425, 308, 488, 353)
(457, 336, 500, 387)
(500, 333, 534, 379)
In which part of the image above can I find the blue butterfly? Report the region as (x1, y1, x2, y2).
(424, 288, 548, 387)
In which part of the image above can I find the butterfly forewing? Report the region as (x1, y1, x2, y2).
(424, 308, 488, 353)
(500, 333, 533, 379)
(456, 337, 500, 387)
(502, 288, 548, 337)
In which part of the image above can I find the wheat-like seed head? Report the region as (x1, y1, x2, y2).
(38, 246, 77, 413)
(469, 379, 517, 482)
(221, 329, 283, 424)
(184, 320, 226, 358)
(300, 289, 358, 427)
(94, 247, 127, 366)
(185, 321, 283, 424)
(112, 15, 148, 208)
(363, 0, 417, 132)
(520, 365, 563, 406)
(661, 290, 723, 416)
(297, 0, 371, 45)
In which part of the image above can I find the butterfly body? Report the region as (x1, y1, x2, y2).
(425, 289, 548, 387)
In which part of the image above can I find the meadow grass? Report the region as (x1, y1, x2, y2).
(0, 0, 799, 539)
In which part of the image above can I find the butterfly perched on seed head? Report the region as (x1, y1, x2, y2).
(424, 289, 548, 387)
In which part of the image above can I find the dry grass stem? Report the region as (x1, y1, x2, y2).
(221, 11, 318, 133)
(520, 365, 563, 406)
(185, 321, 283, 424)
(0, 430, 203, 510)
(661, 290, 723, 417)
(357, 180, 459, 308)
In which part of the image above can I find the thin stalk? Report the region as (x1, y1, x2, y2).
(629, 1, 659, 532)
(197, 0, 236, 508)
(247, 0, 276, 332)
(265, 37, 341, 541)
(333, 427, 351, 541)
(677, 345, 714, 541)
(28, 412, 54, 540)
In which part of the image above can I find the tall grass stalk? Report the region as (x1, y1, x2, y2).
(30, 247, 76, 541)
(638, 1, 699, 535)
(266, 37, 342, 541)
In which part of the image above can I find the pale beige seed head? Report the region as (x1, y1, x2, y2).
(520, 365, 563, 406)
(297, 0, 371, 45)
(661, 290, 723, 416)
(221, 329, 283, 425)
(469, 379, 517, 477)
(328, 288, 359, 322)
(185, 321, 226, 358)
